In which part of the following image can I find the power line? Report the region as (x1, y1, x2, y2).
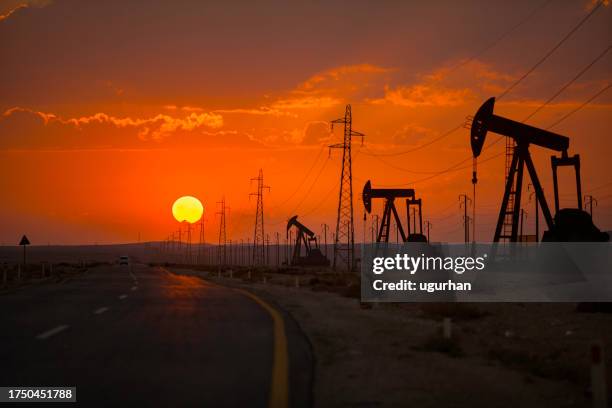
(359, 1, 551, 160)
(547, 82, 612, 129)
(358, 34, 611, 182)
(586, 181, 612, 194)
(287, 156, 330, 215)
(445, 0, 552, 77)
(360, 124, 463, 158)
(301, 180, 339, 217)
(360, 0, 597, 159)
(497, 0, 604, 100)
(523, 43, 612, 122)
(268, 144, 325, 210)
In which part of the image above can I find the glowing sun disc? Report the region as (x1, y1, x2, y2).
(172, 196, 203, 224)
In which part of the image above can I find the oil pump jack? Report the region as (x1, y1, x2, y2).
(470, 97, 608, 242)
(362, 180, 428, 243)
(287, 216, 330, 266)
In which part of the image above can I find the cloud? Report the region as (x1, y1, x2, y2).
(371, 60, 516, 107)
(0, 106, 232, 149)
(374, 84, 472, 107)
(213, 106, 295, 117)
(0, 4, 27, 21)
(586, 0, 610, 10)
(301, 121, 331, 145)
(271, 96, 341, 110)
(391, 124, 437, 145)
(3, 107, 223, 141)
(272, 63, 394, 110)
(0, 0, 51, 22)
(297, 64, 394, 92)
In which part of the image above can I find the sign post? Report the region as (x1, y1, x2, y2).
(19, 235, 30, 268)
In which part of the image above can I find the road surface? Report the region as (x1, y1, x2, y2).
(0, 264, 312, 407)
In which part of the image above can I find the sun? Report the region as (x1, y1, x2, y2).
(172, 196, 203, 224)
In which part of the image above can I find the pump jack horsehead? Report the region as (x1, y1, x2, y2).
(469, 97, 608, 242)
(362, 180, 428, 243)
(287, 216, 330, 267)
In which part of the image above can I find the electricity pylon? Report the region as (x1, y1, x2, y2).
(217, 198, 228, 266)
(198, 217, 205, 264)
(329, 104, 364, 272)
(250, 169, 270, 266)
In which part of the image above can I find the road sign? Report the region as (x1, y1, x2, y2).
(19, 235, 30, 266)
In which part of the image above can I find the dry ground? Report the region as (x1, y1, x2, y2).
(170, 265, 611, 407)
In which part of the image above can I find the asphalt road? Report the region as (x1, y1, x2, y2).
(0, 264, 312, 407)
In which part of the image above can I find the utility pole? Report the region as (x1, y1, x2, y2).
(216, 198, 228, 266)
(276, 232, 280, 267)
(425, 221, 432, 242)
(321, 223, 329, 257)
(250, 169, 270, 266)
(288, 230, 292, 265)
(459, 194, 472, 243)
(186, 222, 192, 264)
(284, 236, 288, 265)
(528, 184, 539, 242)
(265, 234, 270, 266)
(584, 195, 597, 218)
(330, 105, 364, 272)
(177, 226, 182, 254)
(519, 209, 528, 241)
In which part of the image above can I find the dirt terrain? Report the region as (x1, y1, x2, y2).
(172, 266, 610, 407)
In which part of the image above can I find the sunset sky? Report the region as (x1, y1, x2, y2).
(0, 0, 610, 245)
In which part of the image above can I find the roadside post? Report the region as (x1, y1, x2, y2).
(591, 341, 607, 408)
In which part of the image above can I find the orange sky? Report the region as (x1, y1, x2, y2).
(0, 0, 611, 244)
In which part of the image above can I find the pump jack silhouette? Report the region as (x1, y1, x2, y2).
(469, 97, 608, 242)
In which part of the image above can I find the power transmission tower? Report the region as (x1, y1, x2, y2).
(216, 198, 228, 266)
(198, 217, 205, 264)
(329, 105, 364, 272)
(250, 169, 270, 266)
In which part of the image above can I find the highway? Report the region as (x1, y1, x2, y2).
(0, 264, 313, 407)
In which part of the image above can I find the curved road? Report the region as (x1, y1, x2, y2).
(0, 265, 312, 407)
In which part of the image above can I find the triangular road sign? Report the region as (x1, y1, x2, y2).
(19, 235, 30, 246)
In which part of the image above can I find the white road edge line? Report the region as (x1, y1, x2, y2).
(119, 294, 128, 300)
(36, 325, 69, 340)
(94, 307, 110, 315)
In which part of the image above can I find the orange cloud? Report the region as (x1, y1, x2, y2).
(2, 107, 223, 141)
(271, 63, 393, 110)
(0, 4, 27, 21)
(371, 60, 517, 107)
(271, 95, 341, 110)
(374, 84, 472, 107)
(297, 63, 394, 91)
(0, 0, 51, 22)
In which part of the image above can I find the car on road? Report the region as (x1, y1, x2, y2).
(119, 256, 130, 266)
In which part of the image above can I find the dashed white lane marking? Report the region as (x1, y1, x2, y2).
(131, 286, 138, 291)
(94, 307, 109, 315)
(36, 325, 69, 340)
(119, 294, 128, 300)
